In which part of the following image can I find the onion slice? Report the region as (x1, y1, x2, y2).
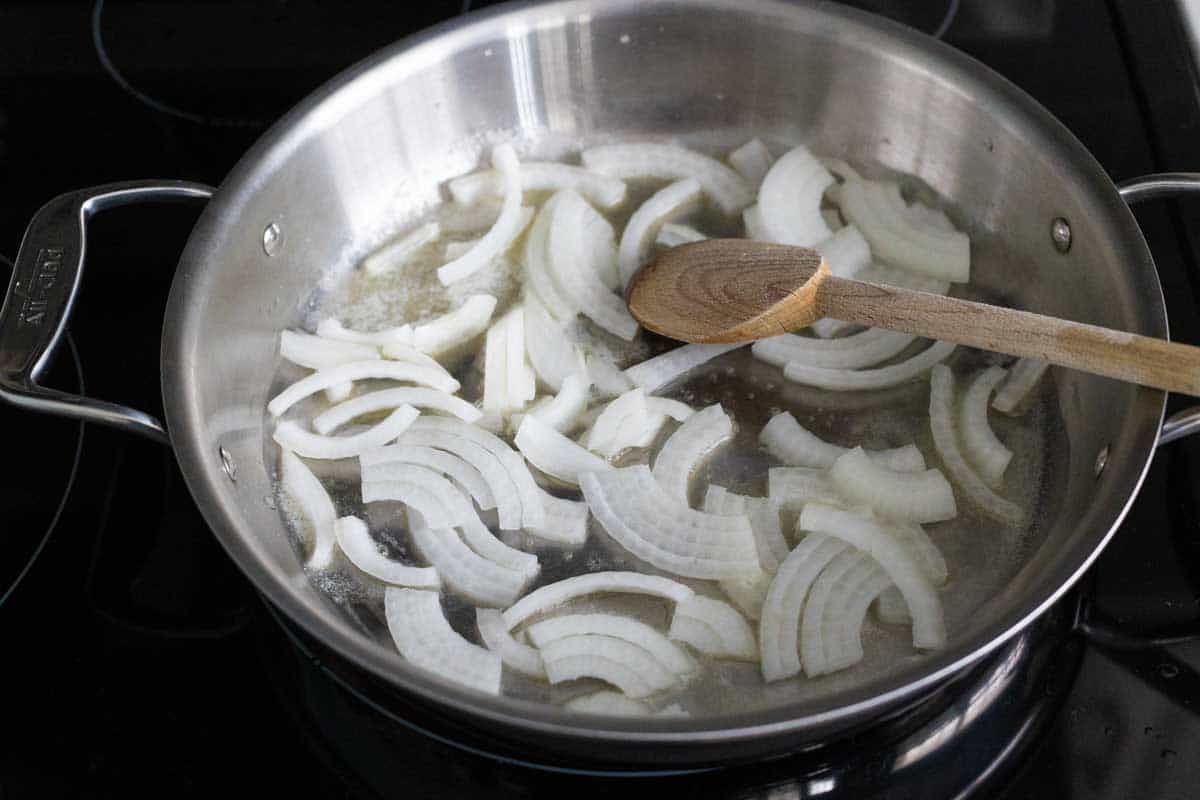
(379, 341, 449, 372)
(409, 515, 531, 607)
(449, 162, 627, 209)
(829, 447, 956, 523)
(362, 464, 478, 530)
(652, 404, 733, 503)
(876, 587, 911, 625)
(760, 411, 926, 472)
(803, 549, 892, 676)
(524, 295, 586, 392)
(563, 691, 650, 716)
(782, 340, 955, 392)
(617, 178, 702, 289)
(316, 318, 413, 347)
(411, 294, 498, 358)
(624, 343, 743, 394)
(524, 490, 590, 545)
(516, 415, 611, 485)
(459, 517, 540, 579)
(364, 221, 441, 277)
(483, 304, 536, 417)
(538, 634, 679, 698)
(476, 608, 545, 679)
(752, 328, 916, 371)
(668, 594, 757, 660)
(384, 587, 501, 695)
(656, 223, 706, 248)
(280, 450, 338, 569)
(268, 361, 459, 416)
(438, 144, 523, 284)
(274, 406, 419, 460)
(704, 485, 789, 572)
(960, 366, 1012, 487)
(314, 387, 481, 434)
(280, 331, 379, 370)
(930, 365, 1024, 524)
(992, 357, 1049, 415)
(522, 194, 577, 321)
(585, 388, 654, 458)
(526, 613, 696, 675)
(362, 446, 496, 511)
(728, 138, 773, 186)
(529, 372, 591, 433)
(756, 144, 834, 246)
(767, 467, 844, 513)
(581, 142, 752, 214)
(502, 571, 694, 630)
(799, 547, 864, 676)
(334, 516, 440, 588)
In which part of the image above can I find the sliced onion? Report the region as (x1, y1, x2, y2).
(524, 294, 586, 392)
(839, 178, 970, 282)
(930, 365, 1024, 524)
(624, 343, 743, 394)
(992, 357, 1049, 415)
(563, 691, 649, 716)
(443, 238, 478, 261)
(617, 178, 702, 289)
(538, 634, 679, 698)
(280, 330, 379, 370)
(656, 223, 706, 248)
(316, 318, 413, 347)
(411, 294, 498, 358)
(274, 406, 419, 460)
(268, 360, 459, 416)
(280, 450, 338, 569)
(821, 207, 845, 232)
(875, 586, 911, 625)
(804, 549, 892, 676)
(798, 503, 946, 650)
(384, 587, 501, 694)
(716, 574, 770, 621)
(893, 521, 949, 585)
(652, 404, 733, 503)
(449, 161, 627, 209)
(960, 366, 1012, 487)
(759, 411, 926, 472)
(522, 194, 577, 321)
(364, 221, 441, 277)
(782, 340, 955, 392)
(743, 204, 768, 240)
(362, 465, 478, 530)
(362, 446, 496, 511)
(459, 517, 539, 578)
(524, 490, 590, 545)
(580, 466, 760, 580)
(409, 514, 531, 607)
(438, 144, 523, 284)
(529, 372, 591, 433)
(704, 485, 789, 571)
(502, 571, 695, 630)
(756, 145, 834, 246)
(314, 387, 482, 434)
(816, 224, 871, 278)
(526, 613, 695, 675)
(586, 353, 633, 398)
(752, 328, 916, 371)
(334, 515, 440, 588)
(483, 305, 535, 417)
(669, 594, 757, 660)
(476, 607, 545, 679)
(586, 388, 649, 457)
(646, 397, 695, 422)
(516, 415, 611, 486)
(799, 547, 864, 676)
(379, 341, 449, 372)
(759, 533, 848, 681)
(905, 200, 956, 233)
(767, 467, 844, 513)
(727, 138, 773, 186)
(829, 447, 956, 523)
(581, 143, 752, 215)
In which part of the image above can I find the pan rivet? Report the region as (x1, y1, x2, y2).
(219, 446, 238, 483)
(263, 222, 282, 256)
(1051, 218, 1072, 253)
(1094, 445, 1109, 477)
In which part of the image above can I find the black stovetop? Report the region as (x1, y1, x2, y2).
(2, 1, 1200, 797)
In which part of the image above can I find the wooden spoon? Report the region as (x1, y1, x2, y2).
(627, 238, 1200, 396)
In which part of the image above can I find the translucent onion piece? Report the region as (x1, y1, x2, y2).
(668, 615, 723, 655)
(823, 557, 893, 674)
(821, 207, 844, 232)
(617, 178, 703, 289)
(476, 607, 545, 679)
(743, 204, 768, 240)
(448, 162, 627, 209)
(646, 397, 695, 422)
(280, 330, 379, 370)
(624, 343, 743, 394)
(875, 586, 911, 625)
(522, 194, 576, 321)
(816, 224, 871, 278)
(829, 447, 956, 523)
(716, 574, 770, 621)
(362, 446, 496, 511)
(758, 533, 848, 681)
(314, 387, 482, 434)
(364, 221, 441, 276)
(525, 295, 586, 392)
(280, 450, 338, 569)
(502, 571, 695, 630)
(652, 404, 733, 503)
(905, 200, 956, 233)
(316, 318, 413, 347)
(759, 411, 926, 472)
(409, 515, 530, 607)
(767, 467, 844, 513)
(756, 145, 835, 246)
(704, 485, 789, 571)
(524, 491, 590, 545)
(799, 547, 865, 676)
(411, 294, 498, 357)
(563, 691, 649, 716)
(930, 365, 1025, 524)
(586, 354, 633, 398)
(586, 388, 649, 457)
(669, 594, 757, 660)
(820, 156, 863, 184)
(581, 142, 753, 215)
(547, 190, 639, 340)
(992, 357, 1049, 415)
(443, 238, 478, 260)
(529, 372, 591, 433)
(782, 340, 956, 392)
(459, 517, 539, 578)
(656, 223, 707, 248)
(893, 521, 949, 586)
(438, 144, 523, 284)
(798, 503, 946, 650)
(580, 466, 760, 580)
(362, 465, 478, 530)
(379, 341, 449, 372)
(839, 178, 970, 282)
(384, 587, 501, 695)
(753, 328, 915, 371)
(526, 614, 695, 675)
(334, 515, 440, 588)
(483, 305, 535, 417)
(516, 415, 611, 485)
(727, 138, 773, 186)
(273, 406, 419, 460)
(268, 360, 460, 416)
(960, 366, 1012, 487)
(538, 634, 679, 698)
(325, 382, 353, 403)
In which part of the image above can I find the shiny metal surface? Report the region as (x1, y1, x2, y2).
(143, 0, 1173, 763)
(0, 180, 212, 444)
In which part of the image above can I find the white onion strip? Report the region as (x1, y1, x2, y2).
(582, 143, 752, 215)
(522, 195, 576, 321)
(274, 406, 419, 460)
(526, 614, 695, 675)
(586, 388, 650, 457)
(459, 517, 539, 579)
(280, 331, 379, 370)
(449, 162, 627, 209)
(476, 608, 545, 679)
(280, 450, 338, 569)
(524, 295, 586, 392)
(529, 372, 590, 433)
(316, 318, 413, 347)
(624, 343, 743, 393)
(362, 447, 496, 511)
(930, 365, 1025, 524)
(411, 294, 498, 358)
(516, 415, 611, 486)
(538, 634, 678, 698)
(438, 144, 524, 285)
(586, 354, 633, 398)
(960, 366, 1012, 487)
(483, 304, 535, 416)
(705, 485, 789, 571)
(564, 691, 649, 716)
(876, 587, 911, 625)
(362, 467, 477, 530)
(759, 533, 848, 681)
(782, 340, 955, 392)
(728, 138, 773, 186)
(379, 341, 449, 372)
(669, 594, 757, 660)
(760, 411, 926, 472)
(364, 221, 441, 277)
(752, 328, 916, 371)
(334, 516, 440, 588)
(656, 223, 706, 248)
(893, 521, 949, 586)
(617, 178, 702, 289)
(829, 447, 956, 523)
(767, 467, 844, 513)
(800, 547, 866, 676)
(823, 557, 893, 674)
(503, 571, 694, 630)
(409, 516, 530, 607)
(525, 491, 589, 545)
(384, 587, 501, 695)
(756, 145, 834, 246)
(992, 357, 1049, 415)
(268, 361, 460, 416)
(647, 397, 695, 422)
(816, 224, 871, 278)
(314, 387, 481, 434)
(652, 404, 733, 503)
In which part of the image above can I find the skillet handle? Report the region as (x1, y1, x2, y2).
(0, 181, 213, 445)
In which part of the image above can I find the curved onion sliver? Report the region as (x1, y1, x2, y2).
(334, 515, 440, 588)
(476, 607, 546, 679)
(502, 571, 694, 630)
(529, 372, 591, 433)
(617, 178, 702, 289)
(816, 224, 871, 277)
(563, 691, 649, 716)
(449, 162, 627, 209)
(522, 195, 576, 321)
(362, 466, 478, 530)
(960, 366, 1012, 487)
(759, 533, 848, 681)
(624, 343, 743, 394)
(438, 144, 524, 285)
(363, 447, 495, 511)
(728, 138, 773, 186)
(759, 411, 926, 471)
(280, 330, 378, 370)
(585, 353, 633, 398)
(875, 586, 911, 625)
(752, 328, 916, 371)
(268, 360, 459, 416)
(992, 356, 1049, 415)
(799, 547, 865, 676)
(409, 514, 531, 607)
(316, 318, 413, 347)
(656, 223, 706, 248)
(668, 594, 757, 660)
(483, 304, 536, 417)
(384, 587, 501, 694)
(314, 387, 481, 434)
(743, 204, 768, 240)
(280, 450, 338, 569)
(524, 490, 590, 545)
(821, 556, 893, 674)
(526, 613, 695, 675)
(585, 388, 651, 457)
(524, 295, 586, 392)
(756, 145, 834, 246)
(828, 447, 956, 523)
(581, 142, 752, 215)
(767, 467, 844, 513)
(459, 517, 539, 578)
(364, 221, 441, 276)
(379, 341, 449, 372)
(273, 406, 419, 460)
(516, 415, 611, 485)
(411, 294, 498, 358)
(652, 404, 733, 503)
(893, 521, 948, 586)
(539, 634, 679, 698)
(782, 340, 955, 392)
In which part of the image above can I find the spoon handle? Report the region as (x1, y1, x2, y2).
(815, 275, 1200, 396)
